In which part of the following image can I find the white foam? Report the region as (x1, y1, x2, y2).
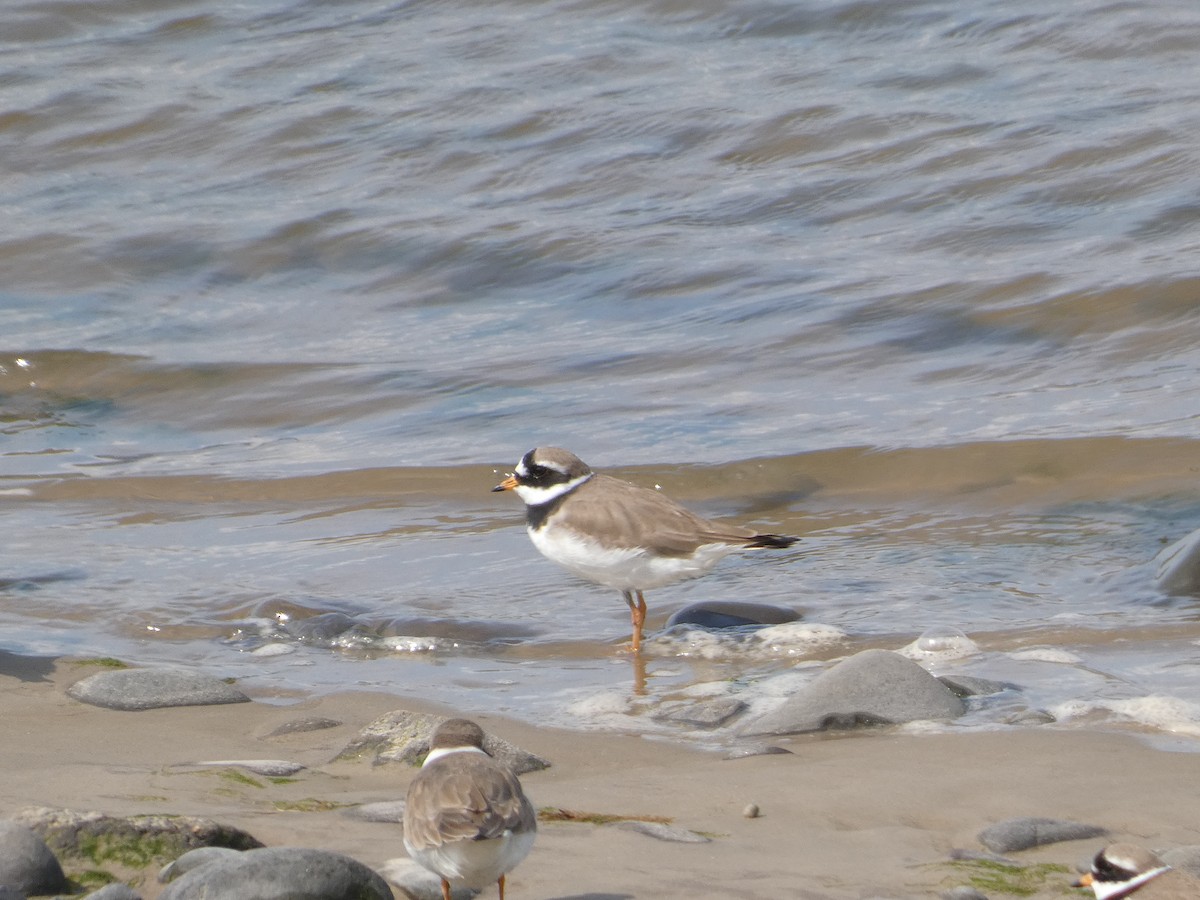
(898, 626, 978, 662)
(1051, 694, 1200, 737)
(654, 621, 845, 661)
(381, 635, 439, 653)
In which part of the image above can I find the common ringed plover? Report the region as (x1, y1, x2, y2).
(403, 718, 537, 900)
(492, 447, 798, 652)
(1074, 843, 1200, 899)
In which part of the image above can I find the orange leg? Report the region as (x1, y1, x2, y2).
(623, 590, 647, 653)
(440, 879, 452, 900)
(498, 874, 506, 900)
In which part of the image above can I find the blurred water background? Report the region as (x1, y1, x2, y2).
(5, 0, 1200, 746)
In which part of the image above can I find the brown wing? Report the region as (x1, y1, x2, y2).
(404, 754, 536, 850)
(566, 475, 761, 557)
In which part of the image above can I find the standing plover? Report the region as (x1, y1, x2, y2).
(493, 447, 797, 652)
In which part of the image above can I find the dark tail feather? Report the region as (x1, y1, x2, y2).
(746, 533, 799, 549)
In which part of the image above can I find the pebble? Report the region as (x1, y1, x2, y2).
(66, 668, 250, 711)
(742, 803, 761, 819)
(739, 649, 966, 736)
(940, 888, 989, 900)
(613, 821, 711, 843)
(978, 817, 1107, 853)
(652, 697, 747, 729)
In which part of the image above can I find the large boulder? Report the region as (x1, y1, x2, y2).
(0, 820, 68, 894)
(158, 847, 392, 900)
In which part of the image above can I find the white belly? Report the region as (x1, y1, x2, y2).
(406, 829, 535, 889)
(529, 526, 735, 591)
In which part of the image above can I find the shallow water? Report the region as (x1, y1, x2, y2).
(4, 0, 1200, 747)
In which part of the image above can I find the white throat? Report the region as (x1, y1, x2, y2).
(1091, 867, 1170, 899)
(514, 472, 591, 507)
(423, 745, 488, 767)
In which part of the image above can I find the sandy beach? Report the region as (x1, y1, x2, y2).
(4, 650, 1200, 899)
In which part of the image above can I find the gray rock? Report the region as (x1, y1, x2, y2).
(722, 744, 794, 760)
(0, 820, 68, 895)
(978, 817, 1106, 853)
(940, 888, 989, 900)
(937, 675, 1012, 697)
(342, 801, 407, 824)
(1001, 708, 1056, 726)
(82, 885, 142, 900)
(1155, 527, 1200, 595)
(193, 759, 306, 776)
(377, 858, 475, 900)
(159, 846, 244, 882)
(0, 888, 26, 900)
(66, 668, 250, 710)
(158, 847, 392, 900)
(613, 821, 711, 843)
(14, 807, 262, 862)
(337, 711, 549, 774)
(265, 717, 342, 737)
(652, 697, 746, 728)
(665, 601, 800, 629)
(739, 649, 966, 736)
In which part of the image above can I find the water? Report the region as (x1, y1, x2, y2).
(4, 0, 1200, 747)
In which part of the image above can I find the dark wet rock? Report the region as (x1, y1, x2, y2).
(82, 884, 143, 900)
(378, 858, 474, 900)
(66, 668, 250, 710)
(613, 821, 711, 843)
(739, 649, 966, 736)
(337, 710, 549, 774)
(1160, 845, 1200, 876)
(652, 697, 746, 728)
(14, 807, 262, 864)
(158, 846, 393, 900)
(665, 600, 800, 629)
(937, 675, 1012, 697)
(1154, 527, 1200, 595)
(978, 817, 1106, 853)
(159, 846, 244, 882)
(0, 820, 69, 895)
(342, 801, 407, 824)
(265, 716, 343, 737)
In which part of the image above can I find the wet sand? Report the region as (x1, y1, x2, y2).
(3, 651, 1200, 899)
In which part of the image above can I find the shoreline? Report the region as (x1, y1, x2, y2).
(4, 652, 1200, 899)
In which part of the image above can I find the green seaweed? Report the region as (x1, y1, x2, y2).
(942, 859, 1073, 896)
(537, 806, 672, 826)
(272, 798, 351, 812)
